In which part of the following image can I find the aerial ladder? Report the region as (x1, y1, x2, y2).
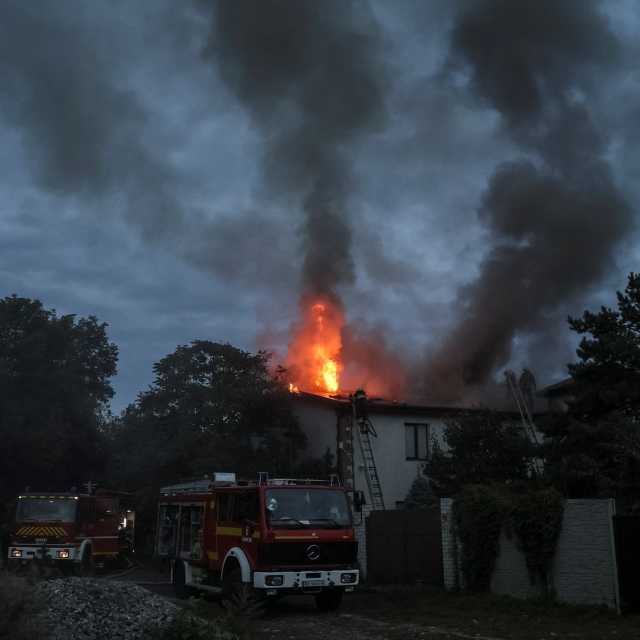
(351, 390, 385, 510)
(505, 369, 543, 476)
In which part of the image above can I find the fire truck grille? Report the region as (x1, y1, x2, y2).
(16, 526, 66, 537)
(259, 541, 358, 566)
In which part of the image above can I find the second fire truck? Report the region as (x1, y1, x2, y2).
(8, 489, 134, 572)
(155, 472, 361, 611)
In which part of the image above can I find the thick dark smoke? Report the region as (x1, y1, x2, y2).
(0, 2, 187, 241)
(0, 2, 297, 287)
(424, 0, 633, 401)
(207, 0, 386, 298)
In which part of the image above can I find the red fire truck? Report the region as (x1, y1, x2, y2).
(156, 473, 361, 611)
(7, 489, 134, 572)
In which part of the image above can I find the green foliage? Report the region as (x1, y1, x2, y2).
(0, 572, 44, 640)
(452, 484, 511, 592)
(539, 273, 640, 505)
(146, 607, 239, 640)
(568, 272, 640, 419)
(510, 488, 564, 591)
(425, 411, 535, 497)
(540, 411, 640, 501)
(110, 341, 307, 485)
(107, 341, 315, 548)
(452, 485, 565, 595)
(404, 476, 437, 510)
(0, 295, 118, 502)
(0, 572, 27, 637)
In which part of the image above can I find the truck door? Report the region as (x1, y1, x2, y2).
(178, 504, 204, 562)
(156, 504, 179, 557)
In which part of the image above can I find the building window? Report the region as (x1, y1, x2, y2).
(405, 423, 429, 460)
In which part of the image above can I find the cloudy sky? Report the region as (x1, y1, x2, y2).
(1, 0, 639, 411)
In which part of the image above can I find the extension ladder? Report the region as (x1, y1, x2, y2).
(355, 418, 386, 510)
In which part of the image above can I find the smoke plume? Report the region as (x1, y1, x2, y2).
(423, 0, 633, 401)
(207, 0, 386, 299)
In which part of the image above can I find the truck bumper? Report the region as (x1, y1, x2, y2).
(8, 545, 78, 562)
(253, 568, 359, 591)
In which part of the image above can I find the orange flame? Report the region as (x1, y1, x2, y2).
(285, 298, 343, 395)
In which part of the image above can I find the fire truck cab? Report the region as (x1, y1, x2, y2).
(156, 473, 359, 611)
(8, 490, 134, 572)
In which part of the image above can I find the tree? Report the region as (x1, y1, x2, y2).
(404, 476, 437, 509)
(0, 295, 118, 505)
(424, 411, 535, 497)
(107, 341, 311, 553)
(538, 273, 640, 503)
(109, 341, 308, 490)
(568, 272, 640, 419)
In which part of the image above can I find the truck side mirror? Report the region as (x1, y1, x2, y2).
(353, 490, 366, 513)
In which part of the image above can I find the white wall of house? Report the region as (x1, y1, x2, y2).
(293, 397, 450, 508)
(293, 395, 471, 577)
(352, 412, 448, 509)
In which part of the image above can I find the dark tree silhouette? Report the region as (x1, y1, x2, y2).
(109, 341, 308, 489)
(540, 274, 640, 503)
(425, 411, 534, 497)
(0, 295, 118, 506)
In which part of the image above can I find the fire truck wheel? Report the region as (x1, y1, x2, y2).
(76, 550, 95, 577)
(223, 568, 265, 617)
(173, 559, 192, 599)
(315, 589, 343, 612)
(7, 559, 21, 573)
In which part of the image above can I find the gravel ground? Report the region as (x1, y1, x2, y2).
(252, 614, 502, 640)
(32, 578, 178, 640)
(250, 598, 504, 640)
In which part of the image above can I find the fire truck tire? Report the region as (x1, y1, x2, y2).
(223, 568, 265, 617)
(173, 559, 193, 599)
(315, 589, 343, 612)
(7, 559, 20, 573)
(76, 550, 95, 577)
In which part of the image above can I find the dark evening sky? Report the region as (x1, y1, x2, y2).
(1, 1, 639, 411)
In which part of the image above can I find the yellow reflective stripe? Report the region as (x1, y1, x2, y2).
(207, 551, 218, 560)
(16, 526, 67, 537)
(216, 526, 242, 536)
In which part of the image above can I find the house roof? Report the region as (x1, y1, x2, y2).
(537, 377, 575, 397)
(291, 390, 521, 418)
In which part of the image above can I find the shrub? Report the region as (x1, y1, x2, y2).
(0, 571, 43, 640)
(452, 485, 565, 596)
(404, 477, 438, 510)
(452, 484, 511, 592)
(511, 487, 564, 592)
(145, 605, 240, 640)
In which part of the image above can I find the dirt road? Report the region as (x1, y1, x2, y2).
(115, 564, 497, 640)
(250, 597, 501, 640)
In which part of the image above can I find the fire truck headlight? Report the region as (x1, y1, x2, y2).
(265, 575, 284, 586)
(57, 549, 70, 559)
(10, 549, 22, 558)
(340, 573, 357, 584)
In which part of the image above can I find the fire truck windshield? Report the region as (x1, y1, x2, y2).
(265, 489, 351, 529)
(16, 498, 77, 523)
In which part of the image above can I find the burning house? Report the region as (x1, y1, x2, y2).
(288, 388, 523, 576)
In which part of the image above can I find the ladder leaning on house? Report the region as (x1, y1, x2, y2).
(352, 390, 386, 510)
(505, 369, 543, 476)
(355, 420, 386, 510)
